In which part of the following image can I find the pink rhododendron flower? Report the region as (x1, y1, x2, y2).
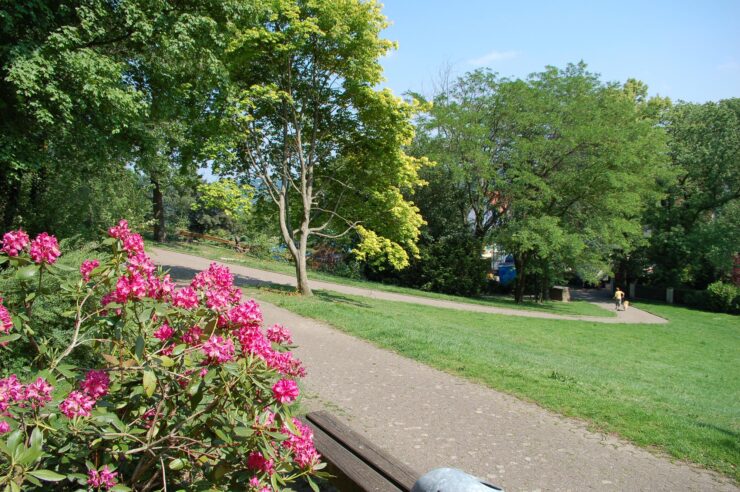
(247, 451, 275, 475)
(80, 370, 110, 399)
(160, 344, 174, 356)
(1, 230, 29, 256)
(88, 465, 118, 490)
(29, 232, 61, 264)
(126, 252, 156, 276)
(282, 418, 321, 469)
(24, 377, 53, 407)
(228, 300, 263, 327)
(0, 298, 12, 335)
(108, 219, 130, 239)
(202, 335, 235, 363)
(80, 259, 100, 282)
(153, 323, 174, 341)
(266, 324, 292, 345)
(205, 288, 230, 311)
(181, 326, 203, 346)
(272, 379, 299, 404)
(59, 390, 96, 418)
(122, 232, 144, 256)
(0, 375, 24, 413)
(172, 287, 199, 309)
(0, 421, 9, 434)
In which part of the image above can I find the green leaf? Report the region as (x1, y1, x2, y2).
(169, 458, 186, 471)
(135, 335, 145, 360)
(15, 264, 39, 281)
(28, 469, 66, 481)
(142, 370, 156, 397)
(30, 427, 43, 451)
(159, 356, 174, 368)
(0, 334, 21, 344)
(109, 485, 132, 492)
(6, 430, 23, 455)
(56, 364, 77, 378)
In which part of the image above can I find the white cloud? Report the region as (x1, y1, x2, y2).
(717, 60, 739, 72)
(467, 50, 519, 67)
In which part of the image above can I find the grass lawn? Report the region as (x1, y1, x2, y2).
(156, 240, 614, 318)
(246, 285, 740, 480)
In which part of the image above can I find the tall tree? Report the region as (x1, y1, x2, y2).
(413, 64, 669, 302)
(222, 0, 425, 295)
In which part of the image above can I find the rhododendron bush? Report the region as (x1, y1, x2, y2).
(0, 222, 324, 491)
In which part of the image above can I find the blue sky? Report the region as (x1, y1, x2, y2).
(377, 1, 740, 103)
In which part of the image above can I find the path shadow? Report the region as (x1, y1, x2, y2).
(314, 290, 371, 309)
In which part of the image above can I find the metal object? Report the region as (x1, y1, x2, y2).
(411, 468, 504, 492)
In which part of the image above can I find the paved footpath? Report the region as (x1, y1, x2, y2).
(151, 248, 665, 325)
(150, 248, 736, 491)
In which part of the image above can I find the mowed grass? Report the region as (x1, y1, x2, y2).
(247, 286, 740, 480)
(156, 240, 614, 318)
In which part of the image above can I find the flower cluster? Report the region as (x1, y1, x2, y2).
(0, 297, 12, 335)
(202, 335, 236, 363)
(29, 232, 61, 265)
(272, 378, 300, 404)
(282, 418, 321, 469)
(0, 230, 29, 257)
(0, 374, 54, 432)
(80, 259, 100, 282)
(88, 465, 118, 490)
(60, 370, 110, 418)
(267, 324, 293, 345)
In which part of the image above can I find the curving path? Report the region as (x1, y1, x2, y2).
(150, 248, 666, 324)
(151, 247, 736, 492)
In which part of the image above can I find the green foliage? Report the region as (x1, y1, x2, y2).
(641, 99, 740, 288)
(221, 0, 426, 292)
(411, 63, 670, 301)
(706, 281, 740, 314)
(192, 179, 253, 221)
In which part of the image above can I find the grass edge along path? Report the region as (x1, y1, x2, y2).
(245, 286, 740, 482)
(155, 240, 615, 318)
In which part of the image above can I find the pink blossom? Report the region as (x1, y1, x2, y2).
(59, 390, 96, 418)
(249, 477, 261, 488)
(87, 465, 118, 490)
(172, 287, 199, 309)
(0, 375, 25, 405)
(205, 288, 230, 311)
(247, 451, 275, 475)
(147, 274, 174, 300)
(141, 407, 157, 429)
(24, 377, 53, 407)
(181, 326, 203, 346)
(191, 262, 234, 290)
(126, 252, 156, 276)
(29, 232, 61, 265)
(272, 379, 299, 404)
(282, 417, 321, 468)
(160, 344, 174, 356)
(202, 335, 235, 364)
(108, 219, 130, 239)
(1, 230, 29, 256)
(0, 421, 10, 434)
(80, 259, 100, 282)
(228, 300, 263, 327)
(266, 324, 292, 345)
(265, 350, 306, 378)
(153, 323, 174, 341)
(122, 232, 144, 256)
(0, 298, 13, 335)
(80, 370, 110, 399)
(113, 272, 147, 303)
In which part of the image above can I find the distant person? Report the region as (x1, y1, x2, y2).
(614, 287, 625, 311)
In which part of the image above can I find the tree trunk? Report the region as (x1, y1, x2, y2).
(152, 177, 166, 242)
(514, 254, 528, 303)
(295, 223, 312, 296)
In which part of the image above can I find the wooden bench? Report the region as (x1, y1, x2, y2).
(304, 411, 419, 491)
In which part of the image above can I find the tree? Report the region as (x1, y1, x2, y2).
(222, 0, 425, 295)
(641, 98, 740, 287)
(413, 63, 669, 302)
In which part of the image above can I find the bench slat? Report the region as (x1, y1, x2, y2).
(309, 422, 404, 492)
(306, 411, 418, 491)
